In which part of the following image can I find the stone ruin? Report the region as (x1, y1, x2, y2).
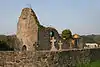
(17, 8, 38, 51)
(16, 8, 71, 51)
(0, 7, 84, 52)
(0, 8, 99, 67)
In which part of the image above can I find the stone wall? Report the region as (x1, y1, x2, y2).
(38, 27, 61, 50)
(35, 50, 90, 67)
(0, 51, 36, 67)
(38, 27, 70, 50)
(90, 48, 100, 62)
(0, 48, 100, 67)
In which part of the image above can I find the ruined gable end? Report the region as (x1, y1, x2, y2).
(16, 8, 38, 51)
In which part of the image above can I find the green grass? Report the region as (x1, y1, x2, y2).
(76, 60, 100, 67)
(90, 60, 100, 67)
(76, 63, 90, 67)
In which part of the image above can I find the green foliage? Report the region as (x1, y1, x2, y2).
(81, 35, 100, 44)
(0, 40, 14, 51)
(94, 35, 100, 44)
(38, 24, 45, 30)
(82, 36, 95, 43)
(0, 35, 19, 51)
(76, 63, 90, 67)
(36, 21, 45, 31)
(76, 60, 100, 67)
(61, 29, 72, 39)
(0, 35, 7, 41)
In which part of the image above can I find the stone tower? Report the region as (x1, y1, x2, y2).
(16, 8, 38, 51)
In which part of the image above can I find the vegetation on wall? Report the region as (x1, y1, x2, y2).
(34, 13, 45, 31)
(38, 24, 45, 30)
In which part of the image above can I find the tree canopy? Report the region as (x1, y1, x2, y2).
(61, 29, 72, 40)
(94, 35, 100, 44)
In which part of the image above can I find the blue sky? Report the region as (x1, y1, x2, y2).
(0, 0, 100, 35)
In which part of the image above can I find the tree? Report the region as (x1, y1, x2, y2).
(61, 29, 72, 40)
(94, 35, 100, 44)
(0, 40, 14, 51)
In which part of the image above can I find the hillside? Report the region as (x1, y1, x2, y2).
(81, 34, 100, 44)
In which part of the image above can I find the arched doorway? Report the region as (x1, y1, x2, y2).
(22, 45, 27, 51)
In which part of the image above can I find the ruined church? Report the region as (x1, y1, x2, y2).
(16, 8, 72, 51)
(0, 8, 83, 51)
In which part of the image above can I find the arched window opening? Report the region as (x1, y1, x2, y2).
(50, 31, 54, 37)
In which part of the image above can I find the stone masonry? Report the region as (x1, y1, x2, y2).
(17, 8, 38, 51)
(16, 7, 69, 51)
(0, 48, 100, 67)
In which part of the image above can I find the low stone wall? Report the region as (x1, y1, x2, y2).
(90, 48, 100, 62)
(0, 51, 36, 67)
(0, 48, 100, 67)
(35, 50, 90, 67)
